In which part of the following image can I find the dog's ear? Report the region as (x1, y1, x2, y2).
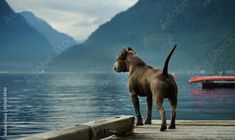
(128, 47, 136, 54)
(119, 48, 127, 57)
(127, 47, 133, 51)
(121, 48, 127, 54)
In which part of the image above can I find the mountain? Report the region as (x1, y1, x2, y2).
(0, 0, 53, 72)
(21, 11, 77, 51)
(52, 0, 235, 73)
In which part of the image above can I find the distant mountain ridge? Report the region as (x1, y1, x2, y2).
(0, 0, 54, 72)
(0, 0, 77, 72)
(21, 11, 77, 51)
(52, 0, 235, 73)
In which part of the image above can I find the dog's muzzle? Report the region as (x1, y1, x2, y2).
(113, 62, 121, 72)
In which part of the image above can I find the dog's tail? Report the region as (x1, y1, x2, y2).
(163, 44, 177, 77)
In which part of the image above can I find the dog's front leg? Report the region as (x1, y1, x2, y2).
(144, 95, 152, 124)
(131, 94, 143, 125)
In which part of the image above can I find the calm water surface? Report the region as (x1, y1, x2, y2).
(0, 73, 235, 139)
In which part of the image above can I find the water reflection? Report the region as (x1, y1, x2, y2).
(190, 88, 235, 95)
(189, 88, 235, 119)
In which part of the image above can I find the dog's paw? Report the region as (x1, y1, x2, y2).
(136, 120, 144, 126)
(144, 118, 152, 124)
(136, 118, 144, 126)
(160, 125, 167, 131)
(136, 117, 144, 125)
(136, 121, 144, 126)
(168, 124, 176, 129)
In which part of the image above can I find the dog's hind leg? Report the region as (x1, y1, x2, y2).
(154, 95, 167, 131)
(168, 97, 177, 129)
(158, 104, 167, 131)
(144, 95, 152, 124)
(131, 94, 143, 125)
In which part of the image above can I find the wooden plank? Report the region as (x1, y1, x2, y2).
(146, 120, 235, 126)
(107, 120, 235, 140)
(18, 115, 134, 140)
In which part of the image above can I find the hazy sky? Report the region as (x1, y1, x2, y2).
(6, 0, 138, 41)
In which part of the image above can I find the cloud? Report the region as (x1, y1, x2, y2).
(6, 0, 138, 41)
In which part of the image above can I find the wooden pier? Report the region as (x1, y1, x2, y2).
(108, 120, 235, 140)
(19, 116, 235, 140)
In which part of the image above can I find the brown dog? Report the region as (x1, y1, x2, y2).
(113, 45, 177, 131)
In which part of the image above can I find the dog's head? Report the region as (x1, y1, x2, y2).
(113, 47, 136, 73)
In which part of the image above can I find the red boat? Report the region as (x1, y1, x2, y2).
(189, 76, 235, 89)
(189, 76, 235, 83)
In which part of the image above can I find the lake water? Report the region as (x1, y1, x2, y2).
(1, 73, 235, 139)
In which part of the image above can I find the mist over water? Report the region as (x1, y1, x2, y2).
(1, 73, 235, 139)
